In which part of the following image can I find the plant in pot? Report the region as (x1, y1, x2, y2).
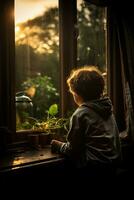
(32, 104, 69, 146)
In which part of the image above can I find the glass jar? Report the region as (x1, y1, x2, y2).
(16, 94, 33, 130)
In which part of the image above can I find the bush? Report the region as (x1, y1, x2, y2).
(22, 75, 59, 120)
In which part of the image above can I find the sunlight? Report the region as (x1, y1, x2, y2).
(15, 0, 58, 54)
(15, 0, 57, 25)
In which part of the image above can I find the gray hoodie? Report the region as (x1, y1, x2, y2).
(61, 97, 121, 168)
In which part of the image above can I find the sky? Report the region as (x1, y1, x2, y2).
(15, 0, 58, 25)
(15, 0, 82, 53)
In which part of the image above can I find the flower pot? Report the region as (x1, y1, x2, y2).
(39, 132, 50, 147)
(28, 134, 39, 149)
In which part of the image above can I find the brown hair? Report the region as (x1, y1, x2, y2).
(67, 66, 105, 101)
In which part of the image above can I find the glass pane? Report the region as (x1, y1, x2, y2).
(77, 0, 107, 91)
(15, 0, 59, 131)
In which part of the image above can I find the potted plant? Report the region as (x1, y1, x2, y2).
(31, 104, 69, 146)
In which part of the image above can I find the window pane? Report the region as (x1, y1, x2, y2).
(15, 0, 59, 131)
(77, 0, 107, 86)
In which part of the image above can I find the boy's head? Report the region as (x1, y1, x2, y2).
(67, 66, 105, 102)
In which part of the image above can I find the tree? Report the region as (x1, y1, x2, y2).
(21, 75, 59, 120)
(77, 3, 106, 71)
(15, 7, 59, 90)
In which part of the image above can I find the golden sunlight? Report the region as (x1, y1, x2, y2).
(15, 0, 57, 25)
(15, 0, 58, 54)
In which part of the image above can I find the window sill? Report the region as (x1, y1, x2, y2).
(0, 145, 64, 174)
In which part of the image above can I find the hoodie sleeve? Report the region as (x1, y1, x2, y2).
(60, 114, 85, 159)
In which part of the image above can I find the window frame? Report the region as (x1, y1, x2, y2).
(0, 0, 77, 144)
(0, 0, 16, 143)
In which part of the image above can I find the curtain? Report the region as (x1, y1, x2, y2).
(107, 5, 134, 140)
(115, 7, 134, 141)
(84, 0, 134, 141)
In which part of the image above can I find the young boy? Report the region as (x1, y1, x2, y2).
(51, 66, 121, 174)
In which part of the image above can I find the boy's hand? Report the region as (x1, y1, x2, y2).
(51, 139, 64, 153)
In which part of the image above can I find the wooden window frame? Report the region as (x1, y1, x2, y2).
(0, 0, 77, 144)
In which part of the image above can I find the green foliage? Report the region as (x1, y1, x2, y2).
(16, 103, 69, 133)
(16, 121, 33, 130)
(21, 75, 59, 120)
(32, 104, 69, 134)
(48, 104, 58, 117)
(16, 7, 60, 91)
(77, 3, 106, 71)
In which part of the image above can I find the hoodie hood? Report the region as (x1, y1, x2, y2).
(82, 97, 113, 119)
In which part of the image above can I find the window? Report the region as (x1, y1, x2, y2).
(0, 0, 106, 144)
(15, 0, 60, 131)
(77, 0, 106, 72)
(77, 0, 107, 93)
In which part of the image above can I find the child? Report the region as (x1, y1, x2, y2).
(51, 66, 121, 175)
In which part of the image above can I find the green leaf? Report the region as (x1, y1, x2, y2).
(48, 104, 58, 116)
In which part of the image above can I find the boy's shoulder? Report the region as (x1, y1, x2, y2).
(73, 98, 113, 120)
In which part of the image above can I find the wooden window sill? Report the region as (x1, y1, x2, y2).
(0, 145, 64, 174)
